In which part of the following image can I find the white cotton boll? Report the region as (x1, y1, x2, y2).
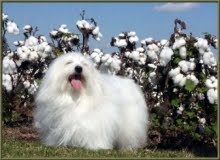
(84, 20, 91, 29)
(148, 63, 157, 69)
(101, 54, 111, 63)
(39, 36, 47, 43)
(210, 76, 216, 82)
(203, 51, 216, 65)
(189, 62, 196, 71)
(13, 28, 19, 35)
(125, 51, 131, 57)
(29, 51, 39, 60)
(76, 20, 83, 28)
(178, 60, 189, 73)
(178, 105, 184, 112)
(199, 118, 206, 124)
(23, 25, 32, 30)
(77, 20, 91, 30)
(94, 56, 101, 63)
(3, 74, 12, 92)
(201, 39, 208, 49)
(210, 57, 217, 66)
(139, 57, 146, 65)
(110, 60, 121, 72)
(44, 45, 52, 53)
(147, 50, 158, 61)
(6, 21, 19, 35)
(169, 67, 180, 78)
(130, 51, 140, 61)
(15, 59, 22, 67)
(160, 39, 169, 46)
(60, 24, 67, 28)
(205, 79, 214, 89)
(50, 30, 58, 36)
(214, 39, 218, 48)
(195, 38, 208, 50)
(152, 44, 160, 53)
(3, 13, 8, 21)
(91, 52, 98, 58)
(3, 57, 10, 69)
(179, 76, 186, 87)
(148, 72, 156, 84)
(190, 58, 195, 62)
(179, 46, 186, 59)
(159, 47, 174, 66)
(173, 38, 186, 49)
(118, 33, 125, 38)
(23, 80, 31, 89)
(13, 41, 19, 46)
(128, 31, 136, 37)
(173, 74, 184, 85)
(92, 26, 100, 35)
(9, 59, 16, 71)
(141, 40, 146, 45)
(58, 24, 69, 33)
(7, 25, 14, 33)
(207, 89, 216, 104)
(190, 75, 199, 85)
(129, 36, 139, 43)
(145, 37, 153, 43)
(118, 39, 127, 47)
(213, 79, 218, 88)
(94, 48, 101, 53)
(25, 36, 38, 46)
(147, 44, 154, 50)
(198, 48, 205, 55)
(115, 39, 127, 48)
(41, 41, 48, 48)
(105, 57, 113, 66)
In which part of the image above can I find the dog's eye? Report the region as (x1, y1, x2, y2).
(65, 61, 73, 65)
(81, 61, 88, 66)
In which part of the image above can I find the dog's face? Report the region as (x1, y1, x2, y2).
(46, 53, 96, 93)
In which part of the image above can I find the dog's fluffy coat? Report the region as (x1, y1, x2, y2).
(34, 53, 148, 150)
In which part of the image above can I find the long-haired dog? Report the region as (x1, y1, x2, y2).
(34, 53, 148, 150)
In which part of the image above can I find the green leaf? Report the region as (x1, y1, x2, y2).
(186, 51, 193, 57)
(184, 79, 196, 92)
(196, 86, 207, 93)
(186, 112, 194, 119)
(176, 119, 182, 125)
(171, 98, 180, 108)
(192, 133, 202, 141)
(174, 57, 181, 64)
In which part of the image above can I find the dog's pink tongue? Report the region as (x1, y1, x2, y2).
(71, 79, 82, 91)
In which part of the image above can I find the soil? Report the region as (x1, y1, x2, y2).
(2, 122, 39, 141)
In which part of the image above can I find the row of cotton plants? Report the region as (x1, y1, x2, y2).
(2, 12, 218, 148)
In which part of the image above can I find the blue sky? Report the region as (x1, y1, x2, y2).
(3, 2, 218, 53)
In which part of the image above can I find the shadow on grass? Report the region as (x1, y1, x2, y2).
(2, 123, 217, 158)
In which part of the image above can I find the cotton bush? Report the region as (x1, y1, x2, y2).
(2, 12, 218, 148)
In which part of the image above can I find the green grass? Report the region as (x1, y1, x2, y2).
(1, 138, 196, 159)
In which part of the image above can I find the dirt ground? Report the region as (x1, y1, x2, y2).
(2, 123, 39, 141)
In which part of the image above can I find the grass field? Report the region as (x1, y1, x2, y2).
(2, 138, 196, 159)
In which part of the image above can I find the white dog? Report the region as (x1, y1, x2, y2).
(34, 52, 148, 150)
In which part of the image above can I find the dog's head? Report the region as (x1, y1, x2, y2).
(42, 53, 99, 95)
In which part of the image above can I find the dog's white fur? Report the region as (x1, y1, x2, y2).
(34, 53, 148, 150)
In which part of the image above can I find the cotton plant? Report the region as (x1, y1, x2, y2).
(75, 10, 102, 53)
(2, 20, 54, 123)
(111, 31, 139, 51)
(205, 76, 218, 104)
(50, 24, 80, 54)
(90, 48, 121, 74)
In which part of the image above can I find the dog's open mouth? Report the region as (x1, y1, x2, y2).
(68, 74, 85, 91)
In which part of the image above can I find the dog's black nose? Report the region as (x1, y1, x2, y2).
(75, 65, 83, 73)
